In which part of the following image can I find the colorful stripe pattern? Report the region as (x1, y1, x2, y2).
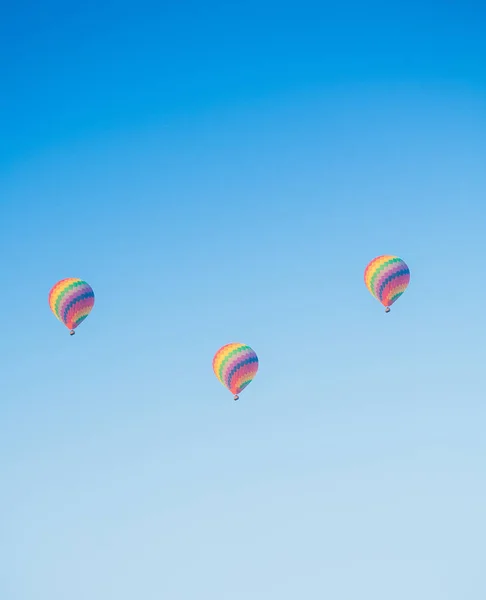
(49, 278, 95, 332)
(213, 343, 259, 398)
(364, 255, 410, 310)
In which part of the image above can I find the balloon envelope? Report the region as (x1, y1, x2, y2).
(364, 255, 410, 309)
(49, 278, 95, 332)
(213, 343, 259, 397)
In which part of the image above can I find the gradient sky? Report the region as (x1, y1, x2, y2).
(1, 1, 486, 599)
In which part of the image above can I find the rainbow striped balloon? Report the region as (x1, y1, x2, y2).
(364, 255, 410, 312)
(49, 278, 95, 335)
(213, 343, 259, 400)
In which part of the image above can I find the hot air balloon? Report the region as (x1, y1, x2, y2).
(213, 343, 259, 400)
(364, 255, 410, 313)
(49, 278, 95, 335)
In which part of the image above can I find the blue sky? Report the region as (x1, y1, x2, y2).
(1, 1, 486, 598)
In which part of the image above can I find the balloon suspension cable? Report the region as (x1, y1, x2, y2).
(234, 395, 239, 401)
(70, 330, 75, 336)
(385, 307, 391, 313)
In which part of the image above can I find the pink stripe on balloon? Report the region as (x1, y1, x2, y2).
(373, 264, 399, 297)
(380, 273, 410, 306)
(65, 296, 95, 328)
(57, 289, 77, 320)
(221, 350, 252, 385)
(376, 268, 409, 299)
(230, 362, 258, 393)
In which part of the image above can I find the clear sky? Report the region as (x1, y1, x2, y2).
(1, 1, 486, 598)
